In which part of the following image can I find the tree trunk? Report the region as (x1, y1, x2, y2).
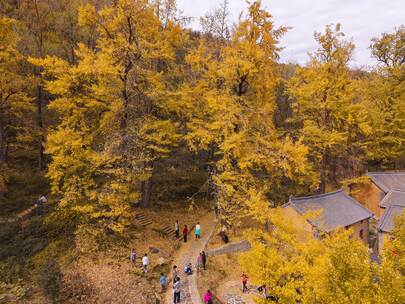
(37, 85, 44, 171)
(140, 162, 154, 208)
(319, 150, 327, 194)
(0, 121, 6, 199)
(0, 121, 6, 166)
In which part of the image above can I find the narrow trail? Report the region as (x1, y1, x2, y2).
(165, 212, 216, 304)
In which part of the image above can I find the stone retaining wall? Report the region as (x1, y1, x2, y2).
(206, 240, 251, 256)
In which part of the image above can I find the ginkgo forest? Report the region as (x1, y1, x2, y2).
(0, 0, 404, 303)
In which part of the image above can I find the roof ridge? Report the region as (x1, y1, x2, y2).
(367, 172, 405, 175)
(291, 188, 343, 202)
(378, 204, 405, 232)
(388, 204, 405, 208)
(389, 188, 405, 193)
(380, 191, 394, 208)
(378, 208, 392, 231)
(380, 189, 405, 208)
(367, 172, 405, 193)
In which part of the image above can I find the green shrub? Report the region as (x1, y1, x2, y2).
(37, 258, 62, 303)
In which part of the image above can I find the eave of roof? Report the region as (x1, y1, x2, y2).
(379, 189, 405, 208)
(377, 204, 405, 233)
(289, 189, 373, 233)
(367, 172, 405, 193)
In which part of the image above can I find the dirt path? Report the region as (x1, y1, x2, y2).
(165, 212, 216, 304)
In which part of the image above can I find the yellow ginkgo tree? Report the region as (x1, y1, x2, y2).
(359, 26, 405, 168)
(0, 17, 34, 199)
(240, 207, 405, 304)
(30, 0, 185, 233)
(182, 1, 317, 225)
(289, 24, 371, 193)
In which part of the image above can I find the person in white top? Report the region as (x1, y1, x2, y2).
(142, 253, 149, 273)
(175, 220, 179, 238)
(195, 222, 201, 239)
(173, 277, 181, 303)
(35, 194, 47, 206)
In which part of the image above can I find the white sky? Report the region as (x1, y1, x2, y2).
(177, 0, 405, 68)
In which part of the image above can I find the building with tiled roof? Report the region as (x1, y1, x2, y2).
(351, 171, 405, 254)
(351, 172, 405, 218)
(367, 172, 405, 193)
(379, 189, 405, 208)
(377, 204, 405, 253)
(283, 189, 373, 244)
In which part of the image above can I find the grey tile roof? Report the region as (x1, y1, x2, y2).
(289, 189, 373, 233)
(367, 172, 405, 193)
(379, 189, 405, 208)
(377, 205, 405, 233)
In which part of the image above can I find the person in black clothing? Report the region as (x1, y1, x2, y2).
(201, 251, 207, 270)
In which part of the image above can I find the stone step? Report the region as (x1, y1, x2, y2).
(136, 218, 152, 224)
(138, 220, 151, 224)
(135, 215, 148, 220)
(160, 225, 183, 239)
(162, 226, 173, 233)
(134, 213, 153, 226)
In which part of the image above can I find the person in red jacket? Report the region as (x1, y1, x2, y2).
(183, 224, 188, 243)
(241, 273, 248, 292)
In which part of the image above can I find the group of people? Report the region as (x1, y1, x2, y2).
(169, 248, 208, 303)
(196, 251, 207, 271)
(175, 220, 201, 242)
(182, 250, 207, 276)
(129, 219, 207, 303)
(241, 273, 272, 299)
(130, 249, 150, 273)
(170, 264, 213, 304)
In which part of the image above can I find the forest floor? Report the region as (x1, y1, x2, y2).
(1, 200, 260, 304)
(1, 201, 212, 304)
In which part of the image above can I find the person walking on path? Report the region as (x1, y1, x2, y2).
(173, 277, 181, 304)
(182, 224, 188, 243)
(160, 273, 166, 292)
(172, 265, 178, 281)
(175, 220, 179, 238)
(195, 222, 201, 239)
(196, 253, 202, 272)
(242, 273, 248, 292)
(130, 249, 136, 267)
(201, 251, 207, 270)
(203, 290, 213, 304)
(142, 254, 149, 273)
